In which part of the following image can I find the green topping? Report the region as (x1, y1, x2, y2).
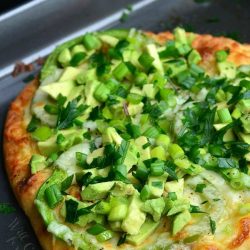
(30, 27, 250, 248)
(44, 184, 63, 209)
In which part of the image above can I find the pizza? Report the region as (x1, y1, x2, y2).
(4, 27, 250, 250)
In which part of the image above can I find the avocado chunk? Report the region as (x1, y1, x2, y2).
(29, 154, 47, 174)
(110, 181, 136, 196)
(121, 192, 146, 235)
(81, 181, 115, 201)
(166, 198, 190, 216)
(126, 219, 160, 246)
(164, 179, 184, 199)
(108, 196, 129, 221)
(59, 67, 83, 82)
(85, 80, 100, 107)
(102, 127, 123, 145)
(238, 132, 250, 144)
(241, 115, 250, 134)
(40, 80, 75, 99)
(217, 61, 236, 79)
(147, 174, 168, 198)
(236, 99, 250, 114)
(141, 198, 165, 222)
(172, 209, 191, 235)
(124, 143, 139, 171)
(134, 136, 151, 161)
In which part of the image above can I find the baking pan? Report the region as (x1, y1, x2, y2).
(0, 0, 250, 249)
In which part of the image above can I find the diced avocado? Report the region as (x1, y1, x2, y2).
(213, 124, 235, 141)
(155, 134, 171, 149)
(151, 146, 166, 161)
(217, 61, 236, 79)
(127, 102, 144, 116)
(232, 107, 242, 119)
(141, 197, 165, 222)
(87, 147, 104, 164)
(40, 80, 75, 99)
(124, 143, 138, 171)
(134, 136, 151, 161)
(109, 221, 122, 232)
(99, 35, 119, 46)
(172, 210, 192, 235)
(236, 99, 250, 114)
(143, 84, 156, 99)
(102, 127, 122, 145)
(94, 201, 111, 215)
(238, 132, 250, 144)
(174, 158, 203, 176)
(59, 67, 83, 82)
(164, 179, 184, 199)
(108, 196, 129, 221)
(55, 143, 90, 175)
(166, 198, 190, 216)
(146, 44, 164, 74)
(110, 181, 136, 196)
(147, 174, 168, 198)
(81, 181, 115, 201)
(126, 219, 160, 246)
(29, 154, 47, 174)
(58, 48, 72, 66)
(241, 115, 250, 133)
(85, 80, 100, 107)
(71, 44, 86, 55)
(121, 193, 146, 235)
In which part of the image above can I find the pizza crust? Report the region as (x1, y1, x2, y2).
(4, 32, 250, 250)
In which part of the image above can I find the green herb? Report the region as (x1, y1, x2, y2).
(209, 216, 216, 234)
(65, 199, 79, 223)
(61, 175, 74, 192)
(217, 158, 238, 169)
(27, 116, 40, 132)
(0, 203, 16, 214)
(117, 233, 127, 246)
(56, 97, 88, 129)
(87, 223, 106, 235)
(195, 183, 206, 193)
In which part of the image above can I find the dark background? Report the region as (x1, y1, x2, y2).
(0, 0, 249, 249)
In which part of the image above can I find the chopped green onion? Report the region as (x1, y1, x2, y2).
(135, 71, 148, 86)
(168, 144, 185, 160)
(61, 175, 74, 192)
(209, 216, 216, 234)
(76, 152, 87, 167)
(65, 199, 79, 223)
(94, 83, 111, 102)
(32, 126, 53, 141)
(215, 50, 228, 62)
(44, 184, 63, 208)
(87, 223, 106, 235)
(138, 52, 154, 69)
(113, 62, 130, 80)
(140, 185, 151, 201)
(47, 152, 58, 165)
(150, 160, 164, 176)
(127, 93, 143, 104)
(188, 50, 201, 65)
(27, 116, 40, 132)
(70, 52, 87, 67)
(83, 34, 101, 50)
(143, 127, 160, 138)
(126, 123, 141, 138)
(96, 230, 113, 242)
(133, 165, 149, 182)
(44, 104, 58, 114)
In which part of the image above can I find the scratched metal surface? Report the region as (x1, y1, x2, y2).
(0, 0, 250, 249)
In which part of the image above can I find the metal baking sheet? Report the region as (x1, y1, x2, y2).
(0, 0, 250, 249)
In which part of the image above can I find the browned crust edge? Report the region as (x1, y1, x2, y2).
(3, 32, 250, 250)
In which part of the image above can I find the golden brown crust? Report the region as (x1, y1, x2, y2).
(4, 32, 250, 250)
